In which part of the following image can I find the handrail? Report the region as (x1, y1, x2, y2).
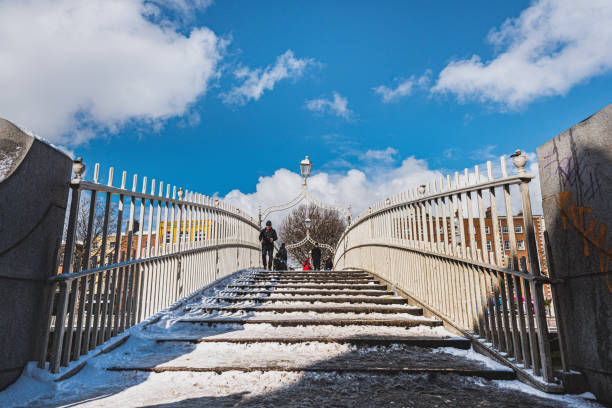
(333, 150, 562, 386)
(49, 242, 260, 282)
(38, 160, 261, 373)
(349, 174, 531, 228)
(75, 180, 258, 227)
(335, 241, 552, 282)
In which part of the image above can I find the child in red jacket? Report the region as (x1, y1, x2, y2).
(302, 258, 311, 271)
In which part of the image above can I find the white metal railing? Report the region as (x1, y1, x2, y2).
(38, 161, 260, 373)
(334, 151, 562, 384)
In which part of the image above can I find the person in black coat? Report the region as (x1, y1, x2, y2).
(311, 242, 322, 270)
(259, 221, 278, 270)
(277, 243, 288, 271)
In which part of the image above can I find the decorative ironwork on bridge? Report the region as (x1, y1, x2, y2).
(258, 155, 351, 254)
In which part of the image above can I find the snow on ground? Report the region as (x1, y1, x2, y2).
(179, 311, 436, 321)
(0, 268, 604, 407)
(197, 299, 414, 308)
(144, 322, 457, 340)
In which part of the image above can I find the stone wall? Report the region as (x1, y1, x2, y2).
(0, 118, 72, 389)
(537, 103, 612, 404)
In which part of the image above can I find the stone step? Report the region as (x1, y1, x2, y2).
(254, 270, 365, 273)
(250, 271, 371, 276)
(107, 343, 513, 380)
(155, 336, 468, 348)
(212, 296, 407, 304)
(250, 275, 371, 280)
(107, 366, 514, 380)
(240, 275, 375, 280)
(219, 290, 394, 296)
(191, 305, 422, 315)
(178, 318, 442, 327)
(227, 284, 388, 290)
(236, 279, 378, 284)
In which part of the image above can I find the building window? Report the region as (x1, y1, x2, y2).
(515, 226, 523, 234)
(517, 240, 525, 250)
(485, 226, 490, 234)
(486, 240, 492, 251)
(502, 226, 509, 234)
(504, 240, 510, 250)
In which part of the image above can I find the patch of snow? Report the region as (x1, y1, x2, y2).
(432, 346, 510, 370)
(491, 380, 603, 407)
(0, 145, 21, 180)
(15, 123, 74, 159)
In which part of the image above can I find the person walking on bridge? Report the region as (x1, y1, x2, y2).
(324, 256, 333, 270)
(259, 220, 278, 270)
(278, 243, 288, 271)
(311, 242, 322, 270)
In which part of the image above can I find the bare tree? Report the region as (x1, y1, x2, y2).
(278, 204, 346, 264)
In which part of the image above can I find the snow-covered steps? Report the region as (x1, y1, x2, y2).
(211, 296, 408, 304)
(218, 289, 395, 296)
(249, 272, 371, 278)
(227, 283, 389, 290)
(192, 305, 423, 315)
(177, 317, 443, 327)
(106, 342, 515, 380)
(5, 268, 602, 408)
(236, 275, 376, 281)
(145, 323, 457, 339)
(154, 336, 471, 348)
(234, 279, 380, 285)
(108, 366, 516, 380)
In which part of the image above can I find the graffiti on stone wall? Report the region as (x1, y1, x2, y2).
(558, 190, 612, 292)
(540, 146, 603, 202)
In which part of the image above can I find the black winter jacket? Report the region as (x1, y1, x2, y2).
(311, 247, 322, 262)
(278, 246, 288, 261)
(259, 227, 278, 249)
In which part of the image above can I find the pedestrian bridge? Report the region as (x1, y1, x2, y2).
(0, 117, 605, 406)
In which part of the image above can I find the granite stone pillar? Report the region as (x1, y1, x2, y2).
(0, 118, 72, 389)
(537, 103, 612, 404)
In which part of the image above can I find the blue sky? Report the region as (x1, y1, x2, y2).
(1, 0, 612, 216)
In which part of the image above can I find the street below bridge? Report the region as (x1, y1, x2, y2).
(0, 269, 599, 407)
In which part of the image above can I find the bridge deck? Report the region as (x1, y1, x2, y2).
(11, 269, 594, 407)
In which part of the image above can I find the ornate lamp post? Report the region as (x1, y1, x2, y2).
(300, 156, 312, 184)
(258, 155, 351, 226)
(257, 155, 348, 255)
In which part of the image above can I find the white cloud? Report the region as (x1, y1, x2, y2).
(470, 145, 498, 161)
(221, 155, 443, 225)
(149, 0, 213, 15)
(222, 151, 544, 232)
(305, 92, 352, 119)
(361, 147, 399, 163)
(431, 0, 612, 107)
(373, 73, 430, 103)
(145, 0, 214, 23)
(0, 0, 223, 145)
(221, 50, 316, 105)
